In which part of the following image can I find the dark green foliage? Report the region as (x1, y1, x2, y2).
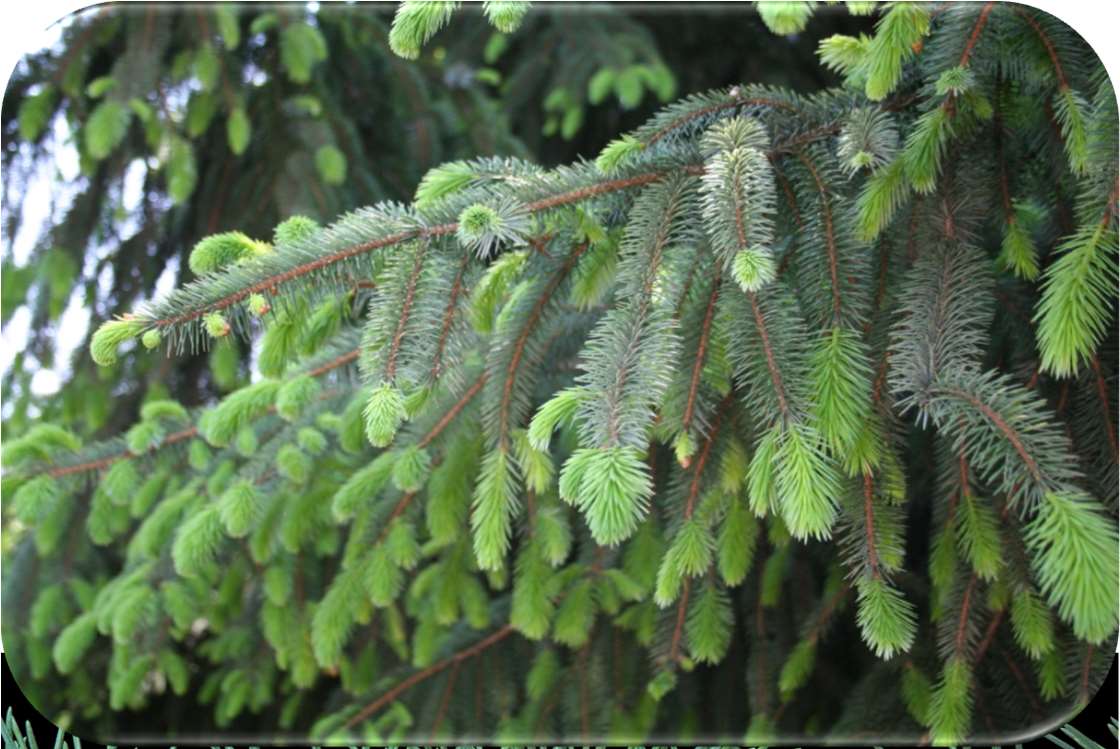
(2, 2, 1117, 745)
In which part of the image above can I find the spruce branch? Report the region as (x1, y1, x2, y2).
(957, 2, 995, 69)
(926, 370, 1081, 507)
(1087, 356, 1118, 459)
(342, 624, 516, 731)
(679, 276, 722, 438)
(94, 89, 850, 361)
(19, 18, 1118, 738)
(792, 148, 847, 325)
(119, 173, 668, 350)
(428, 254, 472, 382)
(17, 346, 361, 482)
(1034, 185, 1119, 377)
(490, 241, 590, 451)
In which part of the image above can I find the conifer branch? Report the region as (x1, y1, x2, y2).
(932, 384, 1044, 487)
(957, 2, 994, 68)
(871, 239, 891, 320)
(526, 172, 666, 213)
(382, 242, 428, 381)
(747, 291, 791, 419)
(1078, 644, 1095, 705)
(129, 132, 849, 350)
(681, 279, 721, 434)
(684, 407, 725, 518)
(1014, 8, 1070, 90)
(144, 174, 666, 335)
(773, 165, 803, 227)
(809, 582, 849, 643)
(668, 577, 692, 665)
(862, 473, 881, 578)
(155, 226, 455, 327)
(305, 348, 361, 378)
(341, 624, 515, 730)
(417, 373, 487, 449)
(496, 242, 589, 450)
(953, 573, 980, 658)
(644, 95, 798, 146)
(973, 607, 1005, 663)
(429, 659, 462, 740)
(793, 150, 843, 323)
(35, 347, 361, 480)
(1088, 356, 1118, 459)
(45, 426, 198, 479)
(428, 255, 471, 381)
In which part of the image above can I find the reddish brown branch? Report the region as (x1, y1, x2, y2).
(1057, 381, 1071, 416)
(771, 123, 843, 154)
(383, 244, 428, 380)
(342, 625, 515, 730)
(1015, 8, 1069, 90)
(375, 491, 418, 544)
(1089, 356, 1118, 460)
(774, 166, 804, 231)
(938, 387, 1044, 486)
(684, 407, 726, 518)
(974, 607, 1005, 662)
(47, 426, 198, 478)
(645, 96, 798, 146)
(958, 450, 972, 503)
(524, 172, 664, 213)
(863, 473, 881, 579)
(747, 291, 790, 418)
(429, 659, 461, 740)
(668, 577, 692, 664)
(498, 242, 589, 450)
(154, 174, 666, 329)
(999, 645, 1041, 716)
(872, 240, 891, 319)
(682, 279, 721, 433)
(773, 166, 804, 278)
(429, 255, 471, 381)
(1079, 644, 1095, 704)
(417, 374, 487, 449)
(154, 226, 453, 326)
(673, 261, 700, 319)
(954, 574, 979, 655)
(795, 151, 843, 323)
(872, 350, 891, 407)
(305, 348, 360, 378)
(959, 3, 995, 68)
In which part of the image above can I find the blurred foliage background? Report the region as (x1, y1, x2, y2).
(1, 2, 868, 457)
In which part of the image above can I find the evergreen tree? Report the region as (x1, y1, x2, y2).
(2, 2, 1117, 744)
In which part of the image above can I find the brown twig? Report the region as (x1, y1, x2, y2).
(681, 278, 721, 434)
(341, 625, 515, 730)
